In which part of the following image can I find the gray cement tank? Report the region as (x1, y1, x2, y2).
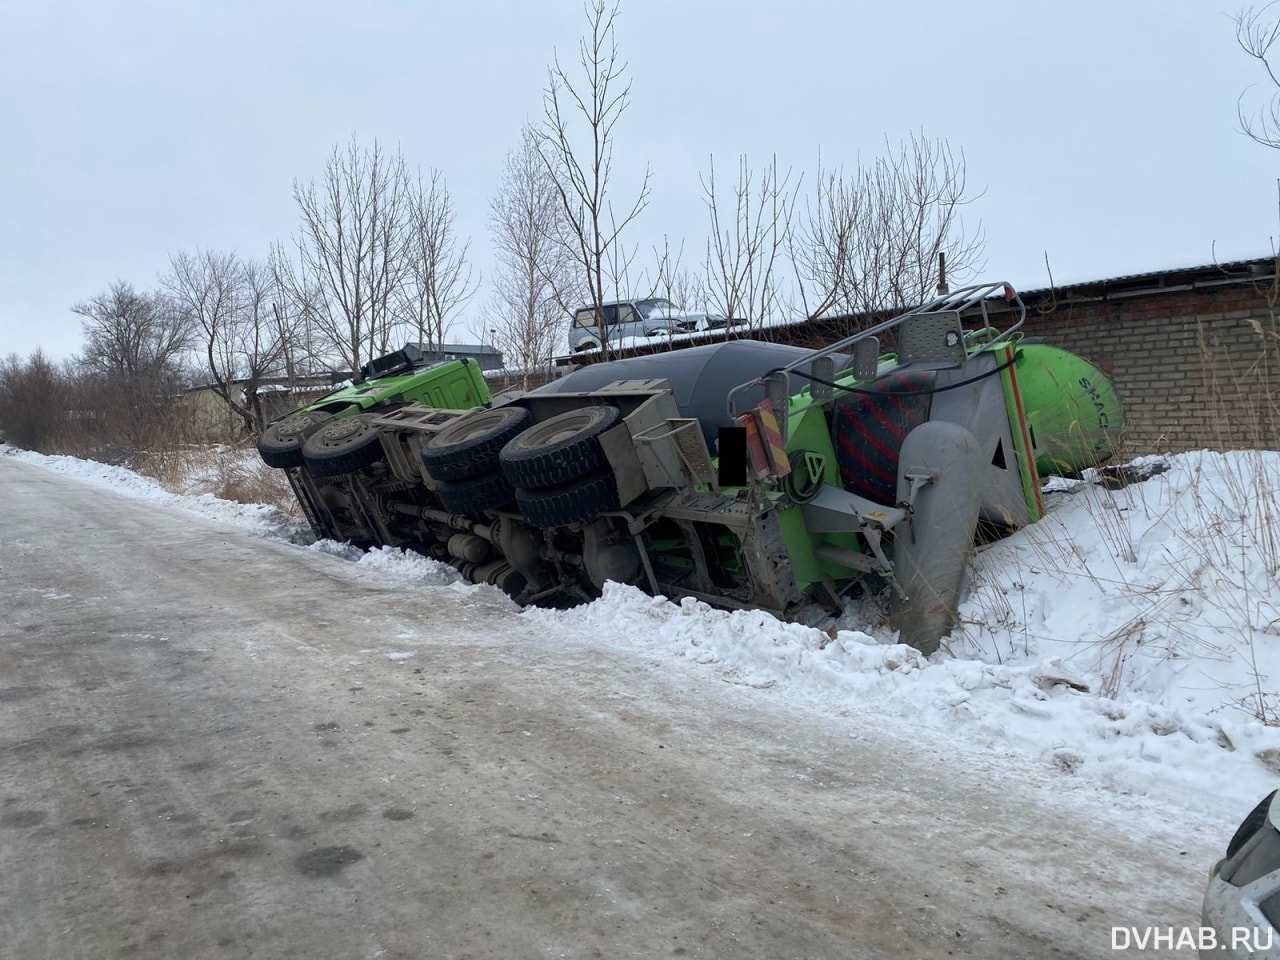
(536, 340, 837, 448)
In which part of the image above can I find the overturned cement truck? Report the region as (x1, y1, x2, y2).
(257, 282, 1124, 654)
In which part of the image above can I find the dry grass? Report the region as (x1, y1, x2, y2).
(958, 298, 1280, 724)
(211, 460, 300, 513)
(133, 442, 301, 515)
(130, 447, 200, 491)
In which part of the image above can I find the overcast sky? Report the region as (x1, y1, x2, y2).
(2, 0, 1276, 364)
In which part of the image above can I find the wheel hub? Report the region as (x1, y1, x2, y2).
(321, 419, 365, 443)
(278, 419, 314, 440)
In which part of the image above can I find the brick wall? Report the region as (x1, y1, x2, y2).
(1013, 281, 1280, 454)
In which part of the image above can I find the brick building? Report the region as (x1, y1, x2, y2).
(991, 257, 1279, 454)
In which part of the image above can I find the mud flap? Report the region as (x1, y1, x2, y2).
(890, 421, 985, 655)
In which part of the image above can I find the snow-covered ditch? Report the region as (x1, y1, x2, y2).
(7, 443, 1280, 827)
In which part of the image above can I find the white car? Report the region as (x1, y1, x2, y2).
(1201, 789, 1280, 957)
(567, 298, 737, 352)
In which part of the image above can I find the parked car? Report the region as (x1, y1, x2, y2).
(1200, 789, 1280, 957)
(568, 298, 726, 351)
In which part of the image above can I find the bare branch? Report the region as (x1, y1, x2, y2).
(489, 124, 579, 387)
(287, 137, 414, 370)
(1238, 4, 1280, 148)
(536, 0, 650, 358)
(399, 168, 478, 354)
(792, 133, 985, 334)
(701, 154, 798, 335)
(162, 250, 297, 434)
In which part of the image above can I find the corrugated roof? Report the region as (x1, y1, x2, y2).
(1016, 255, 1276, 299)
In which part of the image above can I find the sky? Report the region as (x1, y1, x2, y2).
(3, 0, 1278, 364)
(8, 439, 1280, 846)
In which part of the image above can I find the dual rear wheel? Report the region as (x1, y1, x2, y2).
(261, 400, 629, 529)
(420, 404, 624, 526)
(420, 406, 532, 514)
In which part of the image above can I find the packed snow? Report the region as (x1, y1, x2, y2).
(6, 442, 1279, 835)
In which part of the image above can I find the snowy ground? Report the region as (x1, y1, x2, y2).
(6, 442, 1279, 841)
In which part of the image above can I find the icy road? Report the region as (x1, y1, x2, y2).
(0, 455, 1213, 959)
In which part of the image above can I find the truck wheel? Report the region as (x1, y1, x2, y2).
(435, 469, 517, 515)
(302, 415, 384, 478)
(422, 406, 533, 482)
(500, 405, 622, 490)
(515, 471, 619, 528)
(257, 412, 331, 469)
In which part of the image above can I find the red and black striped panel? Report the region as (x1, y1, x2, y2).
(832, 370, 936, 504)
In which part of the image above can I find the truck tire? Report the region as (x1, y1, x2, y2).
(257, 412, 332, 469)
(500, 405, 622, 490)
(435, 469, 517, 515)
(515, 471, 619, 528)
(422, 406, 533, 482)
(302, 415, 384, 478)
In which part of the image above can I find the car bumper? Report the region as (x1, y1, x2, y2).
(1201, 859, 1280, 958)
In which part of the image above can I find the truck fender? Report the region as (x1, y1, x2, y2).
(890, 420, 985, 655)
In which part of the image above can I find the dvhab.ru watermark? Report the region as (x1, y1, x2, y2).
(1111, 927, 1274, 951)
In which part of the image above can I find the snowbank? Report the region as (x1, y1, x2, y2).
(2, 446, 312, 543)
(9, 442, 1279, 824)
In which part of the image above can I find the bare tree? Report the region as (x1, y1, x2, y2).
(74, 281, 192, 397)
(701, 154, 798, 336)
(72, 280, 194, 453)
(538, 0, 650, 359)
(399, 168, 478, 354)
(284, 138, 478, 371)
(239, 258, 299, 429)
(163, 250, 295, 435)
(289, 137, 412, 371)
(489, 124, 579, 387)
(650, 237, 703, 314)
(1238, 5, 1280, 148)
(268, 241, 328, 380)
(0, 350, 67, 452)
(793, 134, 984, 332)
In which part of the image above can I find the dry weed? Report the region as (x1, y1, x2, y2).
(136, 442, 301, 515)
(131, 448, 197, 490)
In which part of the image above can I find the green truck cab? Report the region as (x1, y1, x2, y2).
(256, 344, 490, 475)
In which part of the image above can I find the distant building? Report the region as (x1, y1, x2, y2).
(411, 343, 504, 372)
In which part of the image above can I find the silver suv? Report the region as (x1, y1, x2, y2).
(568, 298, 706, 352)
